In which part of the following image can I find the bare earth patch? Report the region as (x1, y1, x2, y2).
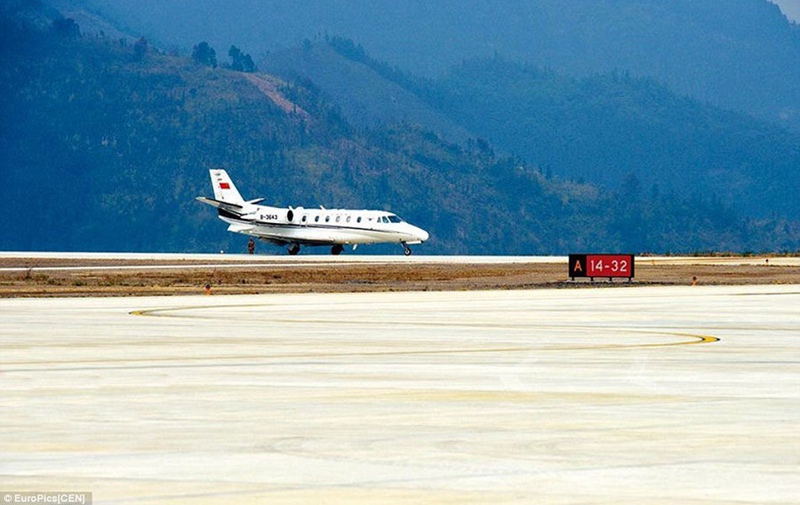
(1, 256, 798, 297)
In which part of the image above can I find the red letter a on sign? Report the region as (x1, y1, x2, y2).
(574, 260, 582, 272)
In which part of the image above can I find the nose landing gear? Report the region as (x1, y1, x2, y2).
(402, 243, 412, 256)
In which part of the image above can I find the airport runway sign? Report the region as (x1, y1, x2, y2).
(569, 254, 634, 280)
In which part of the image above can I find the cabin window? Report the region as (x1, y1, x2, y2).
(302, 215, 307, 223)
(336, 216, 341, 223)
(346, 216, 351, 223)
(357, 216, 362, 223)
(315, 216, 320, 223)
(325, 216, 330, 223)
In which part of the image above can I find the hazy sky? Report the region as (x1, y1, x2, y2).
(771, 0, 800, 21)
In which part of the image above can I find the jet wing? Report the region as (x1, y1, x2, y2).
(227, 223, 257, 234)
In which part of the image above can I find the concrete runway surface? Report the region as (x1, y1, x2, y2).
(1, 285, 798, 504)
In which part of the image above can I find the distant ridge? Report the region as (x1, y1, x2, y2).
(76, 0, 800, 131)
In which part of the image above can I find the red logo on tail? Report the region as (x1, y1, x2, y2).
(220, 183, 231, 189)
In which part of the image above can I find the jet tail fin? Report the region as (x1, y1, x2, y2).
(210, 168, 245, 204)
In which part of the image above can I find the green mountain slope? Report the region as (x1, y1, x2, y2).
(265, 40, 800, 221)
(265, 40, 469, 142)
(433, 58, 800, 220)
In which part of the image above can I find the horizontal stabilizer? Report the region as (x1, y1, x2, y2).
(196, 196, 244, 212)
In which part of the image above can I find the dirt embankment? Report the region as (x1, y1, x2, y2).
(1, 256, 798, 297)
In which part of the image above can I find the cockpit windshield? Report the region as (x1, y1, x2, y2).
(387, 215, 403, 223)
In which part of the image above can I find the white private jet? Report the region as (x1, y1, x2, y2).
(197, 169, 429, 255)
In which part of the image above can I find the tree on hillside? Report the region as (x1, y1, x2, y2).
(228, 45, 243, 70)
(326, 35, 367, 63)
(51, 17, 80, 38)
(192, 41, 217, 68)
(228, 45, 256, 72)
(242, 53, 255, 73)
(132, 36, 148, 61)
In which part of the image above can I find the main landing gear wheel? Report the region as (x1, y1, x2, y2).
(331, 244, 344, 255)
(287, 243, 300, 255)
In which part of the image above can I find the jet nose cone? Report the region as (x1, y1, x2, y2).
(417, 228, 430, 243)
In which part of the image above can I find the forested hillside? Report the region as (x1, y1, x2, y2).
(432, 58, 800, 220)
(266, 39, 800, 220)
(1, 4, 798, 254)
(80, 0, 800, 131)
